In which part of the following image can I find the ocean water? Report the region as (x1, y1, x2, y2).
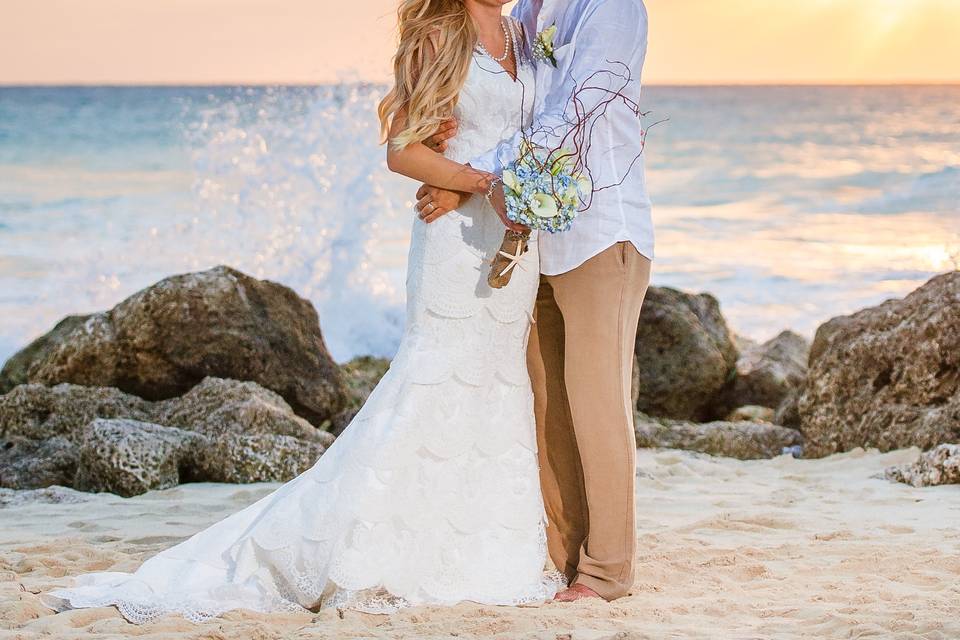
(0, 85, 958, 364)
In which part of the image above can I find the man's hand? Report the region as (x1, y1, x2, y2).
(416, 184, 468, 223)
(487, 181, 529, 233)
(424, 118, 458, 153)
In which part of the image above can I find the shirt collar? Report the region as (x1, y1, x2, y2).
(522, 0, 559, 32)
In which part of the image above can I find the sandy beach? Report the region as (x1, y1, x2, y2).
(1, 446, 957, 640)
(2, 3, 959, 638)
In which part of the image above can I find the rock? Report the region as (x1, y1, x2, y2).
(74, 419, 201, 497)
(798, 272, 960, 457)
(188, 433, 327, 484)
(725, 405, 776, 423)
(885, 444, 960, 487)
(0, 437, 77, 490)
(0, 377, 334, 493)
(773, 388, 802, 428)
(634, 413, 802, 460)
(0, 383, 154, 443)
(634, 287, 738, 421)
(0, 266, 347, 426)
(727, 331, 810, 410)
(0, 315, 90, 393)
(158, 377, 334, 446)
(0, 485, 92, 508)
(330, 356, 391, 435)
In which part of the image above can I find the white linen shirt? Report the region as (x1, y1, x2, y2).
(470, 0, 654, 275)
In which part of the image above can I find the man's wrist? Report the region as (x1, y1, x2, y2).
(467, 165, 500, 194)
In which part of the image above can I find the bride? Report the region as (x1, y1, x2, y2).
(43, 0, 561, 623)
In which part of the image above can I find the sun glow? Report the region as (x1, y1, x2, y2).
(644, 0, 960, 85)
(1, 0, 959, 84)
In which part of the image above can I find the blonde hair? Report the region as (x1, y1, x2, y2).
(378, 0, 477, 149)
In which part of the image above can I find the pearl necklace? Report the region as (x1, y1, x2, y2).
(475, 18, 511, 63)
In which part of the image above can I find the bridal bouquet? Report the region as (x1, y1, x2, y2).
(486, 61, 662, 289)
(487, 144, 591, 289)
(503, 140, 592, 234)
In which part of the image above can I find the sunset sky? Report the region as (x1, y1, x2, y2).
(2, 0, 959, 85)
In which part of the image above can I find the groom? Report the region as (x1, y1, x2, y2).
(418, 0, 653, 603)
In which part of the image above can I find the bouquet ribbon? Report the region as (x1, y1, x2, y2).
(488, 229, 531, 289)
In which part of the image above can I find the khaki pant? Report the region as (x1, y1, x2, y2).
(527, 241, 652, 601)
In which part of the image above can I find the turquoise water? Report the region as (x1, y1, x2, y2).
(1, 85, 958, 363)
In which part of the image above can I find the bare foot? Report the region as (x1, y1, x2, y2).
(553, 583, 603, 602)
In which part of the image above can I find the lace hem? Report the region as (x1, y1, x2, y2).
(44, 568, 567, 624)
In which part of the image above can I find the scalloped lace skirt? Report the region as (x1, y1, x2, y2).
(42, 198, 563, 624)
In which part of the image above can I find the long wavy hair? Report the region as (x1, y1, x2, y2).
(377, 0, 477, 149)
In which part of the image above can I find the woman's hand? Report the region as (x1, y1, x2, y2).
(415, 178, 527, 233)
(416, 184, 469, 223)
(486, 181, 529, 233)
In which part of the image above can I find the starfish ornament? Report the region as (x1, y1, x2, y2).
(497, 242, 526, 278)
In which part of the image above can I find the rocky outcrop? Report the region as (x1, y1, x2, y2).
(0, 383, 154, 443)
(0, 437, 78, 490)
(798, 272, 960, 457)
(774, 389, 802, 429)
(188, 433, 327, 485)
(634, 287, 738, 421)
(75, 419, 200, 497)
(0, 378, 334, 494)
(885, 444, 960, 487)
(0, 315, 90, 392)
(158, 377, 333, 443)
(727, 331, 809, 410)
(0, 383, 154, 489)
(330, 356, 391, 435)
(0, 266, 347, 426)
(0, 486, 92, 508)
(634, 413, 802, 460)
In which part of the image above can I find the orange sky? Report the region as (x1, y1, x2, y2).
(2, 0, 959, 85)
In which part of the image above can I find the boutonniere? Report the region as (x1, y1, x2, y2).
(532, 24, 559, 68)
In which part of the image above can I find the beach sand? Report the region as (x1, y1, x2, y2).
(1, 447, 958, 639)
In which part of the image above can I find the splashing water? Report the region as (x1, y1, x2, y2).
(0, 86, 414, 362)
(178, 85, 410, 359)
(0, 85, 958, 365)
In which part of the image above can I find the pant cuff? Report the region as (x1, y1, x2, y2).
(572, 573, 628, 602)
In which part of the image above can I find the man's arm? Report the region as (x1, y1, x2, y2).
(417, 0, 648, 225)
(471, 0, 649, 176)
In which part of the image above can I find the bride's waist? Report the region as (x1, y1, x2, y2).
(443, 133, 513, 165)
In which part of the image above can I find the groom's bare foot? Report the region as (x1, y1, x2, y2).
(553, 583, 603, 602)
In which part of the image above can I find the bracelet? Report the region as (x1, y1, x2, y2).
(484, 176, 503, 203)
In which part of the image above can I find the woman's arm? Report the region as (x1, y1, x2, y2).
(385, 115, 494, 194)
(383, 29, 493, 195)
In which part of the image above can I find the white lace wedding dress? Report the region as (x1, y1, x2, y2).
(43, 22, 561, 624)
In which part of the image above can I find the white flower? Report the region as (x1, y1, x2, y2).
(533, 24, 559, 67)
(502, 169, 522, 195)
(539, 25, 557, 54)
(530, 193, 560, 218)
(577, 175, 592, 195)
